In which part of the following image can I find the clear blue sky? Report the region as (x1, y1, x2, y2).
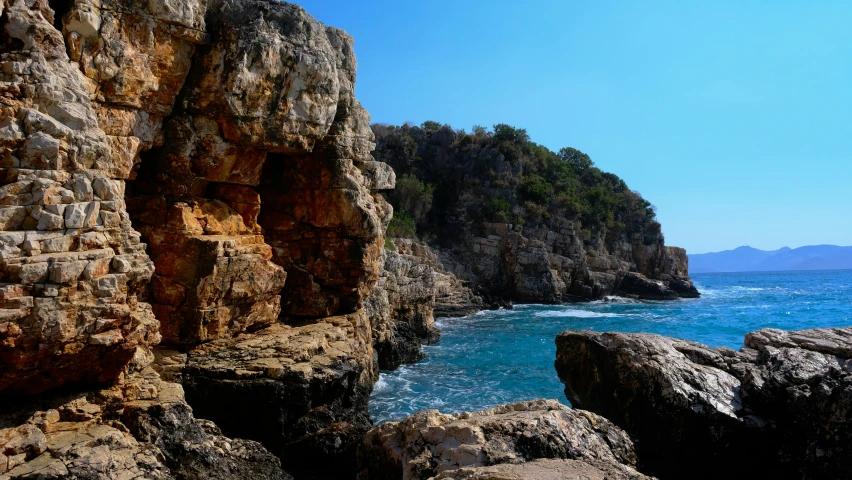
(297, 0, 851, 254)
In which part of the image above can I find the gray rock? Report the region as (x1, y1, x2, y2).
(356, 399, 651, 480)
(555, 327, 852, 479)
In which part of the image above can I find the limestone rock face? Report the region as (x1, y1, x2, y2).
(173, 0, 394, 319)
(0, 0, 159, 394)
(179, 310, 375, 478)
(366, 239, 482, 370)
(0, 368, 290, 479)
(356, 399, 650, 480)
(437, 221, 698, 304)
(555, 327, 852, 479)
(121, 0, 393, 328)
(4, 1, 389, 477)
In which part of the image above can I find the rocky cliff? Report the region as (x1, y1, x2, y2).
(0, 0, 395, 478)
(365, 238, 482, 370)
(555, 327, 852, 479)
(374, 123, 699, 303)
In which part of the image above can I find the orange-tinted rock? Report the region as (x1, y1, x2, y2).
(129, 196, 286, 344)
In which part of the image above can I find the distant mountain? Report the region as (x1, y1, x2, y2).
(689, 245, 852, 273)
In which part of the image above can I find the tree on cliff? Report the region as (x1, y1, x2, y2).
(373, 122, 660, 250)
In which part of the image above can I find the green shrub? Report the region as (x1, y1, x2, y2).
(486, 198, 512, 223)
(384, 237, 396, 251)
(386, 211, 417, 238)
(519, 174, 553, 205)
(390, 174, 433, 223)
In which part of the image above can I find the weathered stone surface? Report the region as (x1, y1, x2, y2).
(124, 0, 395, 324)
(258, 155, 391, 318)
(555, 327, 852, 479)
(0, 369, 291, 479)
(63, 0, 208, 153)
(0, 0, 158, 394)
(366, 238, 482, 370)
(356, 399, 650, 480)
(180, 310, 375, 478)
(128, 195, 287, 344)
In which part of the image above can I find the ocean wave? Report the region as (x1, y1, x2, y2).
(373, 375, 388, 392)
(603, 296, 642, 304)
(533, 309, 634, 319)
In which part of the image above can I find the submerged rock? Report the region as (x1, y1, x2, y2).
(356, 399, 651, 480)
(555, 327, 852, 479)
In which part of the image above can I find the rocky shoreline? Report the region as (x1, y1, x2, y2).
(1, 0, 846, 479)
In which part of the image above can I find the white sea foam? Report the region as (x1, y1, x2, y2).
(373, 376, 388, 392)
(533, 309, 633, 319)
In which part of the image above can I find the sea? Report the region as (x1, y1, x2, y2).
(369, 269, 852, 424)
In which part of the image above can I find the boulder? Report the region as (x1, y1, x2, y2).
(555, 327, 852, 479)
(356, 399, 650, 480)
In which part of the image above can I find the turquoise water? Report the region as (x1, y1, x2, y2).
(370, 270, 852, 423)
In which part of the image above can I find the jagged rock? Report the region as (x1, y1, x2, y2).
(356, 399, 650, 480)
(555, 327, 852, 479)
(366, 238, 481, 370)
(179, 310, 375, 479)
(168, 0, 394, 318)
(0, 368, 291, 479)
(0, 0, 158, 394)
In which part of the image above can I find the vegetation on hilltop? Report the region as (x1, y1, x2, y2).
(374, 122, 661, 252)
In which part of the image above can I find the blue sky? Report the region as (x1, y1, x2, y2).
(297, 0, 852, 254)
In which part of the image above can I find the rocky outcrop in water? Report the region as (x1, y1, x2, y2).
(366, 238, 482, 370)
(356, 399, 651, 480)
(555, 327, 852, 479)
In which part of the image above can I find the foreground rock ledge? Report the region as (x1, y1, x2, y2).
(0, 369, 290, 479)
(356, 399, 651, 480)
(555, 327, 852, 479)
(175, 310, 375, 479)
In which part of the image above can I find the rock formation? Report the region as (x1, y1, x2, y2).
(555, 327, 852, 479)
(180, 311, 375, 479)
(1, 0, 393, 478)
(373, 124, 699, 303)
(366, 238, 482, 370)
(0, 0, 160, 396)
(356, 399, 651, 480)
(0, 367, 291, 479)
